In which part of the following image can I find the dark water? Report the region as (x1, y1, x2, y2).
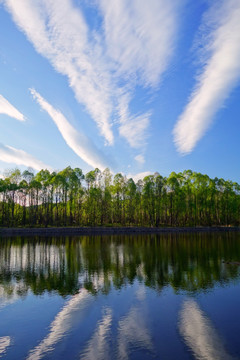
(0, 232, 240, 359)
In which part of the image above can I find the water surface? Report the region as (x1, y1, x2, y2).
(0, 232, 240, 359)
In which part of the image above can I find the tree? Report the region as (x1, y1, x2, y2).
(0, 167, 239, 227)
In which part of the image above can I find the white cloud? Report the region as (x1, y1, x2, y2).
(99, 0, 179, 87)
(118, 93, 150, 148)
(0, 143, 51, 171)
(30, 89, 109, 171)
(4, 0, 114, 145)
(3, 0, 180, 151)
(179, 299, 233, 360)
(134, 154, 145, 165)
(99, 0, 179, 147)
(173, 0, 240, 154)
(127, 171, 152, 182)
(0, 94, 25, 121)
(119, 114, 150, 149)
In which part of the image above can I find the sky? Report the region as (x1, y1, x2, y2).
(0, 0, 240, 182)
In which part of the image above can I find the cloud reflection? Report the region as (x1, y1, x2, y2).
(81, 308, 112, 360)
(0, 284, 21, 309)
(0, 336, 11, 356)
(179, 299, 233, 360)
(27, 289, 92, 360)
(117, 306, 153, 359)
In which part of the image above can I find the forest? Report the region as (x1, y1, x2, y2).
(0, 166, 240, 227)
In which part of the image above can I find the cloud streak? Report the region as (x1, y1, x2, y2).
(99, 0, 179, 88)
(4, 0, 114, 145)
(0, 94, 25, 121)
(30, 89, 109, 171)
(118, 93, 150, 148)
(0, 143, 51, 171)
(134, 154, 145, 165)
(99, 0, 179, 147)
(3, 0, 180, 151)
(174, 0, 240, 154)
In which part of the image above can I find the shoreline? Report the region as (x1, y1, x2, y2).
(0, 226, 240, 237)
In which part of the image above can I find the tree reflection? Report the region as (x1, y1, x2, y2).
(0, 232, 240, 299)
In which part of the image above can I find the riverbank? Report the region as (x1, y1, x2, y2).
(0, 226, 240, 237)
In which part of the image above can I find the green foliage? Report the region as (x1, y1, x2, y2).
(0, 167, 240, 227)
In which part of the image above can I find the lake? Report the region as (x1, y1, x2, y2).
(0, 232, 240, 359)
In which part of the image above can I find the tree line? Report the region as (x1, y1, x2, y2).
(0, 166, 240, 227)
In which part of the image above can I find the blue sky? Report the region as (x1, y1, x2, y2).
(0, 0, 240, 182)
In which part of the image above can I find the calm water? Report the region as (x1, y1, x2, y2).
(0, 232, 240, 360)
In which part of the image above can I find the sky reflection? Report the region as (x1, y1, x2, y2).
(1, 234, 240, 359)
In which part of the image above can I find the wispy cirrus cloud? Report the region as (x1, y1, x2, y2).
(99, 0, 179, 87)
(0, 143, 51, 171)
(99, 0, 179, 147)
(173, 0, 240, 154)
(0, 94, 25, 121)
(3, 0, 114, 145)
(134, 154, 145, 165)
(118, 93, 150, 149)
(30, 89, 110, 171)
(3, 0, 180, 151)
